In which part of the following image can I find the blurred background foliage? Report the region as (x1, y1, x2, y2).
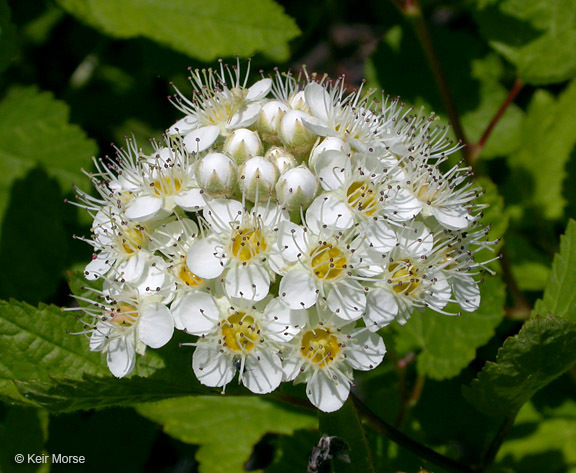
(0, 0, 575, 472)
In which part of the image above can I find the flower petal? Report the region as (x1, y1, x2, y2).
(227, 102, 260, 130)
(171, 292, 220, 335)
(396, 221, 434, 256)
(107, 336, 136, 378)
(276, 221, 307, 263)
(306, 194, 355, 234)
(204, 198, 244, 232)
(305, 82, 330, 123)
(187, 238, 226, 279)
(362, 219, 397, 253)
(364, 288, 399, 331)
(263, 298, 307, 342)
(451, 274, 481, 312)
(193, 344, 235, 388)
(346, 330, 386, 370)
(279, 268, 318, 309)
(431, 205, 473, 230)
(224, 264, 270, 301)
(246, 78, 273, 101)
(138, 302, 174, 348)
(242, 350, 283, 394)
(174, 188, 206, 211)
(125, 196, 163, 221)
(84, 252, 113, 280)
(326, 281, 366, 321)
(183, 125, 220, 153)
(307, 370, 350, 413)
(314, 150, 349, 191)
(168, 115, 198, 135)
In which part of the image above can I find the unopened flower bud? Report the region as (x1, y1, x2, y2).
(280, 110, 317, 158)
(265, 146, 297, 174)
(223, 128, 263, 165)
(310, 136, 351, 168)
(257, 100, 290, 143)
(196, 152, 238, 197)
(240, 156, 279, 202)
(275, 165, 318, 210)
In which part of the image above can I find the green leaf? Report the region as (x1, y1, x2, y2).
(0, 86, 97, 226)
(507, 79, 576, 220)
(496, 401, 576, 473)
(56, 0, 300, 61)
(393, 276, 506, 380)
(533, 219, 576, 321)
(463, 314, 576, 418)
(137, 396, 317, 473)
(0, 407, 49, 473)
(474, 0, 576, 85)
(0, 0, 17, 76)
(0, 300, 108, 404)
(319, 399, 376, 473)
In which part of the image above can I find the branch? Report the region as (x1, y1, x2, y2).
(468, 79, 524, 164)
(394, 0, 468, 159)
(352, 393, 474, 473)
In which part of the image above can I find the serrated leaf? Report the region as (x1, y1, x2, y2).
(0, 86, 97, 226)
(137, 396, 317, 473)
(0, 300, 108, 404)
(474, 0, 576, 85)
(533, 219, 576, 321)
(463, 315, 576, 418)
(507, 79, 576, 219)
(394, 276, 505, 380)
(56, 0, 300, 61)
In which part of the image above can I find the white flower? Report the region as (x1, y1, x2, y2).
(276, 222, 377, 321)
(83, 285, 174, 378)
(179, 295, 305, 393)
(282, 312, 386, 412)
(186, 199, 289, 301)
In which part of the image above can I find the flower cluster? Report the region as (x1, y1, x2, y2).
(71, 61, 496, 412)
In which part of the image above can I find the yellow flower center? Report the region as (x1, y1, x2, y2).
(121, 226, 148, 254)
(389, 260, 420, 295)
(310, 243, 347, 281)
(178, 264, 204, 287)
(231, 229, 267, 262)
(221, 312, 260, 353)
(300, 328, 341, 367)
(346, 180, 379, 216)
(111, 303, 138, 327)
(152, 177, 182, 196)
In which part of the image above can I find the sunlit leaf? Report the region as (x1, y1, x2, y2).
(137, 396, 317, 473)
(56, 0, 300, 61)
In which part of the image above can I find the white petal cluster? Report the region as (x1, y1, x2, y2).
(71, 61, 497, 412)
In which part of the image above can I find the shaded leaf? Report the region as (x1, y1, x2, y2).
(533, 219, 576, 321)
(137, 396, 317, 473)
(394, 276, 505, 380)
(0, 86, 97, 226)
(474, 0, 576, 85)
(463, 314, 576, 417)
(56, 0, 300, 61)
